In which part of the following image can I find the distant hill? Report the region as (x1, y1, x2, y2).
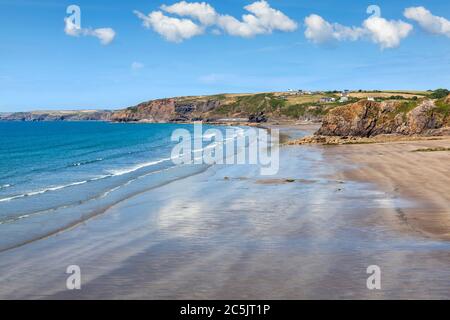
(0, 110, 112, 121)
(109, 90, 431, 123)
(1, 90, 442, 126)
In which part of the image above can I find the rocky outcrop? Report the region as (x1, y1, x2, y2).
(248, 112, 267, 123)
(317, 99, 447, 137)
(401, 100, 439, 134)
(110, 99, 222, 123)
(110, 99, 177, 122)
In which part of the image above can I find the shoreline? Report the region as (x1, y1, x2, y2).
(272, 122, 450, 241)
(0, 123, 450, 299)
(0, 164, 212, 254)
(46, 130, 450, 299)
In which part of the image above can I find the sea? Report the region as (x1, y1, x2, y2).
(0, 121, 243, 251)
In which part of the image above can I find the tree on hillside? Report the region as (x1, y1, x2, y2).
(430, 89, 450, 99)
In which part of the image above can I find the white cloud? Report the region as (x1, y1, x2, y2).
(64, 18, 116, 45)
(161, 1, 217, 26)
(90, 28, 116, 45)
(215, 0, 298, 37)
(135, 1, 297, 42)
(241, 0, 298, 33)
(134, 10, 204, 43)
(363, 17, 412, 49)
(304, 14, 412, 49)
(217, 15, 260, 37)
(304, 14, 364, 44)
(404, 6, 450, 37)
(131, 62, 144, 70)
(64, 17, 81, 37)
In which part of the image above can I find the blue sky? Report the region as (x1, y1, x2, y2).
(0, 0, 449, 111)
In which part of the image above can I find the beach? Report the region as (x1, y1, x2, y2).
(0, 124, 449, 299)
(331, 136, 450, 241)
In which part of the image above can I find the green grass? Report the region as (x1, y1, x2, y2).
(280, 103, 328, 118)
(213, 104, 235, 115)
(207, 94, 227, 101)
(280, 97, 359, 119)
(396, 101, 418, 114)
(127, 106, 139, 113)
(435, 99, 450, 116)
(280, 104, 307, 118)
(428, 89, 450, 99)
(382, 90, 429, 96)
(212, 93, 286, 115)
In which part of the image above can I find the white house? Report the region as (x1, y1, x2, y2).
(286, 89, 304, 96)
(340, 90, 350, 97)
(320, 97, 336, 103)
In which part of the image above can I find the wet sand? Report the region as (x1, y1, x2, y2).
(0, 126, 450, 299)
(329, 136, 450, 241)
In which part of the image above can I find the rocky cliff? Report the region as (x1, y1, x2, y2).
(3, 92, 448, 132)
(110, 98, 222, 123)
(317, 97, 450, 137)
(108, 92, 318, 123)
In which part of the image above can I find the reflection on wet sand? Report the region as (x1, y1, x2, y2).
(0, 139, 449, 299)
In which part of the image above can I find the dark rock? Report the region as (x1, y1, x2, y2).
(248, 112, 268, 123)
(174, 104, 195, 114)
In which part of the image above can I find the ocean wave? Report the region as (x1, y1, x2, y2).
(0, 180, 91, 203)
(0, 156, 176, 203)
(0, 128, 241, 205)
(0, 213, 31, 225)
(203, 132, 217, 139)
(69, 158, 103, 167)
(107, 157, 172, 176)
(192, 143, 220, 153)
(0, 166, 177, 226)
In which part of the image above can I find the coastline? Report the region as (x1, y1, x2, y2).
(1, 123, 450, 299)
(3, 0, 450, 303)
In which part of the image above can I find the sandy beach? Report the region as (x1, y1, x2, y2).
(330, 136, 450, 241)
(0, 124, 449, 299)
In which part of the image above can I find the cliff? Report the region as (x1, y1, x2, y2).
(110, 98, 222, 123)
(0, 93, 293, 123)
(108, 92, 344, 123)
(317, 96, 450, 137)
(2, 91, 446, 131)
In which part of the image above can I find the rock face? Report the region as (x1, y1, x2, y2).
(110, 99, 177, 122)
(248, 112, 268, 123)
(403, 100, 438, 134)
(110, 99, 222, 123)
(317, 99, 447, 137)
